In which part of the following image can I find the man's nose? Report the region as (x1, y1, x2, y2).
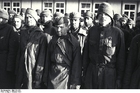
(58, 27, 61, 31)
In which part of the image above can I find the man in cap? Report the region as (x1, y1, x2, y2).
(83, 2, 125, 89)
(126, 18, 135, 38)
(15, 8, 47, 89)
(119, 17, 131, 61)
(36, 9, 42, 25)
(53, 12, 64, 26)
(119, 16, 128, 30)
(64, 13, 70, 27)
(127, 18, 134, 30)
(40, 9, 56, 44)
(8, 10, 17, 25)
(0, 9, 17, 89)
(13, 14, 24, 32)
(12, 14, 25, 78)
(84, 11, 94, 31)
(53, 12, 64, 19)
(113, 13, 121, 28)
(43, 17, 82, 89)
(69, 12, 87, 53)
(36, 9, 41, 16)
(20, 8, 26, 21)
(12, 14, 24, 52)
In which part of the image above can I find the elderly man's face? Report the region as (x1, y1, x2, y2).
(25, 14, 37, 26)
(98, 13, 112, 27)
(71, 18, 80, 30)
(13, 18, 22, 29)
(56, 24, 67, 36)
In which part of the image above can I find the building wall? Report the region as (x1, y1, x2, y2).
(109, 1, 122, 15)
(32, 0, 42, 10)
(66, 0, 79, 13)
(21, 0, 31, 9)
(54, 0, 65, 13)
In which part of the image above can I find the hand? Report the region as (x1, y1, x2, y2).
(70, 84, 80, 89)
(70, 84, 76, 89)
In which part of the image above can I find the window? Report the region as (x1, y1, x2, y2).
(123, 3, 137, 22)
(80, 2, 91, 16)
(12, 2, 20, 13)
(43, 2, 53, 13)
(3, 1, 11, 11)
(55, 2, 65, 14)
(93, 3, 101, 15)
(3, 1, 20, 13)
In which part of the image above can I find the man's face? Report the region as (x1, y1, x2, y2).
(84, 17, 93, 27)
(9, 14, 15, 19)
(71, 18, 80, 30)
(98, 13, 112, 27)
(13, 18, 22, 29)
(56, 24, 67, 36)
(25, 14, 36, 26)
(41, 14, 52, 24)
(121, 20, 127, 26)
(128, 23, 133, 29)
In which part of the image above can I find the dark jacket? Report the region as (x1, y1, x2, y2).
(43, 33, 82, 89)
(0, 23, 17, 89)
(15, 26, 47, 89)
(123, 34, 140, 89)
(132, 27, 140, 37)
(119, 28, 130, 59)
(70, 26, 87, 53)
(83, 25, 125, 89)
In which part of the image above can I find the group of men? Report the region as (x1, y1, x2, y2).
(0, 2, 140, 89)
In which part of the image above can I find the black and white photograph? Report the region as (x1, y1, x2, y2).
(0, 0, 140, 92)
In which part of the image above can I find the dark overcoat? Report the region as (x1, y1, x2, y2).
(123, 34, 140, 89)
(70, 27, 87, 53)
(15, 26, 47, 89)
(83, 25, 125, 89)
(0, 23, 17, 89)
(43, 33, 82, 89)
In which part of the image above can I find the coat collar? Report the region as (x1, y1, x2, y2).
(71, 26, 87, 36)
